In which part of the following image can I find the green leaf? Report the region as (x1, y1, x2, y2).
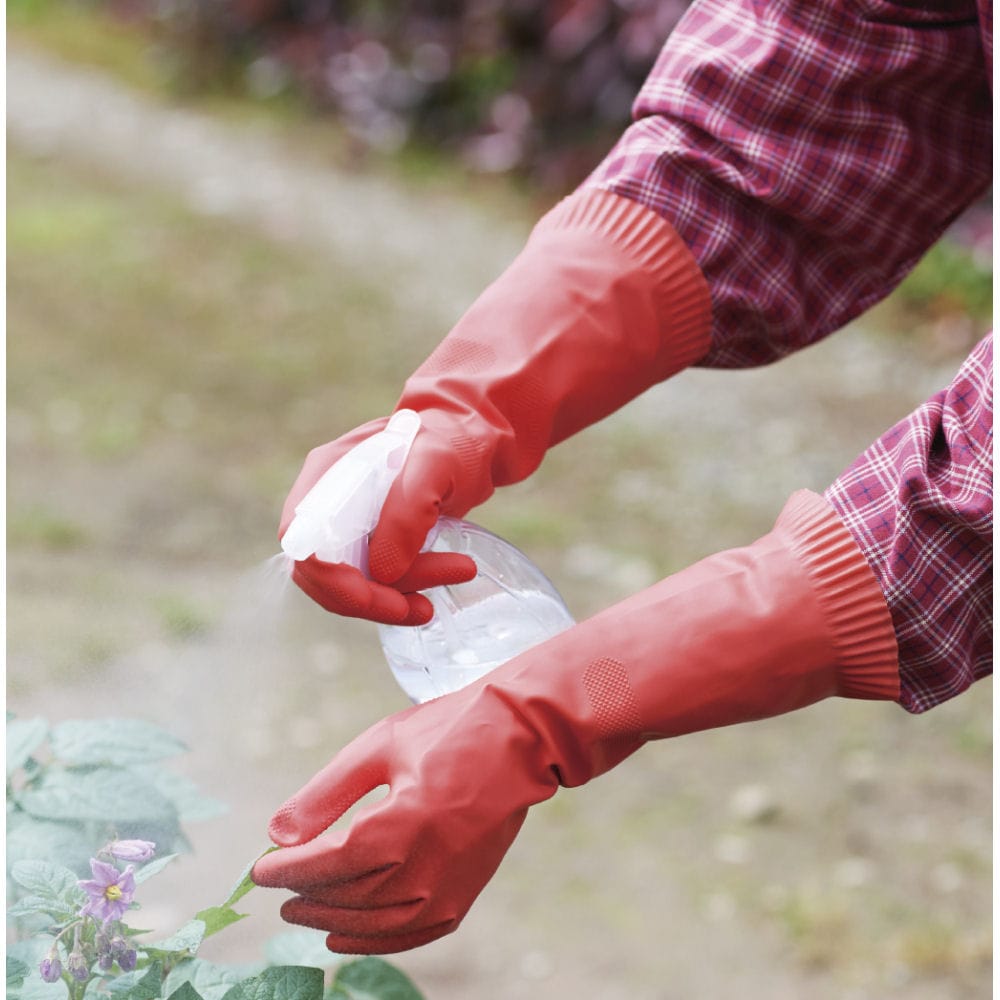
(10, 859, 82, 901)
(6, 938, 52, 965)
(119, 962, 163, 1000)
(163, 959, 251, 1000)
(193, 905, 248, 940)
(225, 848, 278, 908)
(144, 919, 206, 957)
(189, 847, 280, 944)
(329, 958, 425, 1000)
(6, 894, 78, 922)
(134, 853, 179, 884)
(5, 813, 92, 875)
(263, 932, 339, 970)
(105, 968, 152, 996)
(7, 957, 29, 992)
(128, 766, 226, 823)
(51, 719, 186, 766)
(220, 966, 324, 1000)
(19, 766, 177, 826)
(167, 984, 206, 1000)
(7, 718, 49, 777)
(11, 973, 65, 1000)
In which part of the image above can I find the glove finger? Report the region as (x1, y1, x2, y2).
(291, 559, 411, 625)
(283, 894, 427, 937)
(263, 735, 391, 851)
(280, 897, 456, 955)
(401, 593, 434, 626)
(254, 835, 400, 895)
(291, 856, 401, 908)
(368, 435, 456, 584)
(392, 551, 478, 593)
(259, 770, 431, 893)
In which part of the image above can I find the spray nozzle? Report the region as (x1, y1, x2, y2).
(281, 409, 421, 570)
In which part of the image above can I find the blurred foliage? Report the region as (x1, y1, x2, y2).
(897, 231, 992, 323)
(874, 200, 993, 355)
(7, 0, 169, 92)
(9, 0, 991, 329)
(12, 0, 691, 193)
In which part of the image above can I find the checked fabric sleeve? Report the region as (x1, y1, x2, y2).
(585, 0, 992, 365)
(824, 334, 993, 714)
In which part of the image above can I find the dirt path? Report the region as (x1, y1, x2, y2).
(7, 47, 531, 329)
(7, 44, 991, 1000)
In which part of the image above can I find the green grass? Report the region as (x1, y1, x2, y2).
(8, 0, 169, 94)
(153, 594, 213, 640)
(895, 240, 993, 327)
(8, 506, 89, 550)
(6, 150, 423, 458)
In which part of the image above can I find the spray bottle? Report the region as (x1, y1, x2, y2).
(281, 410, 575, 703)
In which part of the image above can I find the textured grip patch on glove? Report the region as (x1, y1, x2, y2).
(267, 786, 366, 854)
(447, 433, 492, 512)
(419, 337, 497, 375)
(583, 656, 643, 743)
(368, 539, 406, 584)
(490, 372, 550, 482)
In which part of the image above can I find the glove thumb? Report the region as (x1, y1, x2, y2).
(368, 430, 466, 584)
(267, 738, 390, 847)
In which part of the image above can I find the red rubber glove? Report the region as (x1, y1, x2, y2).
(283, 189, 711, 624)
(254, 491, 899, 953)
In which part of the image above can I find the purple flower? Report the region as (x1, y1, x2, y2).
(104, 840, 156, 863)
(118, 950, 138, 973)
(67, 951, 89, 982)
(78, 859, 136, 924)
(39, 958, 62, 983)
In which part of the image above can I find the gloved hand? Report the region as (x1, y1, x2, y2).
(283, 189, 711, 624)
(254, 491, 899, 953)
(279, 415, 480, 626)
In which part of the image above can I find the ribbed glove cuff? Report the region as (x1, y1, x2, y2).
(776, 490, 900, 701)
(534, 188, 712, 378)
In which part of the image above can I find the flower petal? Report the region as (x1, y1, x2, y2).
(79, 897, 108, 920)
(88, 858, 121, 886)
(108, 839, 156, 862)
(117, 866, 136, 896)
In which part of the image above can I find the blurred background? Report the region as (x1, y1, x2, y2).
(7, 2, 992, 998)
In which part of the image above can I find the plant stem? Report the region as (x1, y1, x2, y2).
(64, 974, 88, 1000)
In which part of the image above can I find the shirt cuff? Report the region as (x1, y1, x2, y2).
(533, 188, 712, 379)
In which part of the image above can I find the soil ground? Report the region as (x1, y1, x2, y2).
(7, 43, 992, 1000)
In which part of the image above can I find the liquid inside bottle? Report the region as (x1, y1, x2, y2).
(378, 518, 575, 703)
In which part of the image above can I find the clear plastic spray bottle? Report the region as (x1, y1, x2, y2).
(281, 410, 575, 703)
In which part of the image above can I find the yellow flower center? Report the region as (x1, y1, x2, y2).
(105, 885, 123, 902)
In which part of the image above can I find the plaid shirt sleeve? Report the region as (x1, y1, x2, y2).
(824, 334, 993, 713)
(585, 0, 992, 366)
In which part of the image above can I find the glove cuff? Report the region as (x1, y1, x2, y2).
(534, 187, 712, 379)
(776, 490, 900, 701)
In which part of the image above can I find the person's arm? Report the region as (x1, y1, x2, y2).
(587, 0, 992, 365)
(825, 333, 993, 713)
(282, 0, 991, 624)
